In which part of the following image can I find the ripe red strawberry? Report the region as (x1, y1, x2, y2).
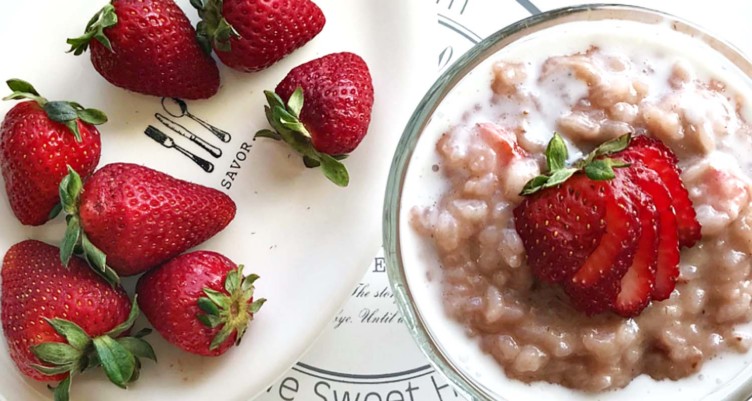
(58, 163, 236, 283)
(516, 133, 698, 316)
(516, 134, 640, 314)
(137, 251, 264, 356)
(256, 52, 375, 187)
(1, 79, 103, 226)
(67, 0, 220, 99)
(193, 0, 325, 72)
(1, 240, 155, 400)
(621, 136, 701, 247)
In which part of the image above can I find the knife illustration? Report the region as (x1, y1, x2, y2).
(155, 113, 223, 158)
(145, 125, 215, 173)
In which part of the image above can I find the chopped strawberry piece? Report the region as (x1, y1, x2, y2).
(621, 136, 701, 247)
(613, 167, 660, 316)
(565, 171, 640, 314)
(477, 122, 527, 165)
(513, 174, 607, 284)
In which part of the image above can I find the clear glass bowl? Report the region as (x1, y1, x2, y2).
(383, 4, 752, 401)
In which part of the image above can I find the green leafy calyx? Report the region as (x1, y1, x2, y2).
(192, 0, 240, 54)
(520, 133, 632, 196)
(197, 265, 266, 351)
(66, 4, 118, 56)
(255, 88, 351, 187)
(59, 166, 120, 285)
(3, 79, 107, 141)
(31, 299, 156, 401)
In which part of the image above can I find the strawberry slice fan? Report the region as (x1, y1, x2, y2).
(514, 132, 701, 317)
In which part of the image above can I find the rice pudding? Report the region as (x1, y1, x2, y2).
(403, 18, 752, 395)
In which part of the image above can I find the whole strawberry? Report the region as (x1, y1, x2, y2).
(514, 133, 699, 317)
(256, 52, 374, 187)
(1, 79, 104, 226)
(193, 0, 325, 72)
(137, 251, 264, 356)
(67, 0, 220, 99)
(1, 240, 155, 400)
(59, 163, 236, 283)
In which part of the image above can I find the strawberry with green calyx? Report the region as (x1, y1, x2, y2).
(514, 132, 700, 316)
(520, 132, 632, 196)
(515, 133, 641, 315)
(68, 0, 220, 100)
(191, 0, 325, 72)
(257, 88, 349, 187)
(255, 52, 374, 187)
(58, 167, 118, 285)
(1, 79, 104, 226)
(3, 79, 107, 139)
(137, 251, 265, 356)
(58, 163, 237, 283)
(1, 240, 156, 401)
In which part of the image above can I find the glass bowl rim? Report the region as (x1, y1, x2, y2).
(383, 3, 752, 401)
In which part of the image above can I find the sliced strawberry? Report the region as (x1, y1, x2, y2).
(621, 136, 701, 247)
(626, 166, 681, 301)
(565, 171, 640, 314)
(613, 167, 659, 316)
(513, 174, 608, 284)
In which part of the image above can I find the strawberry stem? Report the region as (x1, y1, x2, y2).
(3, 78, 47, 105)
(196, 265, 265, 351)
(31, 299, 156, 401)
(59, 166, 120, 285)
(67, 4, 118, 56)
(520, 133, 633, 196)
(193, 0, 240, 54)
(255, 88, 350, 187)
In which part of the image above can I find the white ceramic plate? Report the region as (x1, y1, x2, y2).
(0, 1, 434, 400)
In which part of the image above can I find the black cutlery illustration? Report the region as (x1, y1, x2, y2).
(161, 97, 232, 143)
(145, 125, 214, 173)
(145, 98, 234, 173)
(155, 113, 222, 158)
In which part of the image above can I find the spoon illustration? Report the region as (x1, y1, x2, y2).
(144, 125, 214, 173)
(161, 97, 232, 143)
